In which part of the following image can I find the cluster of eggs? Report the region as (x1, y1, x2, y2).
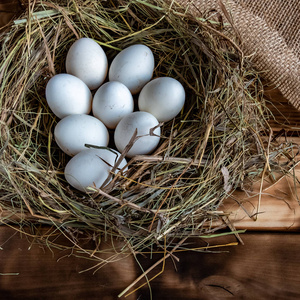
(45, 37, 185, 193)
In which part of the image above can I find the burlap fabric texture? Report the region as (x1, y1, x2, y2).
(179, 0, 300, 111)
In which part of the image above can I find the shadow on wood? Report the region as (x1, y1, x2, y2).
(1, 227, 300, 299)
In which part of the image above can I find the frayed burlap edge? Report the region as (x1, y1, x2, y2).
(179, 0, 300, 111)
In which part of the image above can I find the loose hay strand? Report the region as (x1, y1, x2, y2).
(0, 0, 299, 267)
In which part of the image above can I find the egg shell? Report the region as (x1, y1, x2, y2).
(54, 114, 109, 156)
(66, 37, 108, 90)
(114, 111, 160, 158)
(92, 81, 134, 129)
(65, 148, 128, 192)
(45, 73, 92, 119)
(108, 44, 155, 94)
(138, 77, 185, 122)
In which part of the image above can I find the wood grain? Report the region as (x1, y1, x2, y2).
(264, 85, 300, 129)
(1, 227, 300, 299)
(0, 0, 300, 233)
(223, 136, 300, 231)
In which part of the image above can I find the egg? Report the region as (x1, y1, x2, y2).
(54, 114, 109, 156)
(64, 148, 128, 192)
(66, 37, 108, 90)
(138, 77, 185, 122)
(92, 81, 134, 129)
(114, 111, 160, 158)
(109, 44, 155, 94)
(45, 74, 92, 119)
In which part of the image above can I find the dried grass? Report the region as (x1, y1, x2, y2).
(0, 0, 299, 280)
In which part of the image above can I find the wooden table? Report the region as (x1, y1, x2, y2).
(1, 2, 300, 299)
(1, 227, 300, 300)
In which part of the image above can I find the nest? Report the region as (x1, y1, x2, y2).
(0, 0, 298, 273)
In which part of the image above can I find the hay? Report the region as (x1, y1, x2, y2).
(0, 0, 298, 269)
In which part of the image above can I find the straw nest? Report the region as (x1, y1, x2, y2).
(0, 0, 298, 260)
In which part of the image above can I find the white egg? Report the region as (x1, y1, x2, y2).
(66, 37, 108, 90)
(64, 148, 128, 192)
(45, 74, 92, 119)
(109, 44, 155, 94)
(138, 77, 185, 122)
(54, 114, 109, 156)
(92, 81, 134, 129)
(114, 111, 160, 158)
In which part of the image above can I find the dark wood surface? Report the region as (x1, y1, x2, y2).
(0, 1, 23, 29)
(1, 227, 300, 300)
(1, 1, 300, 299)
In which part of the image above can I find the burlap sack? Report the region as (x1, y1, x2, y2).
(179, 0, 300, 111)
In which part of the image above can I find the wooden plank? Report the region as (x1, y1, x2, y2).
(223, 146, 300, 230)
(0, 227, 138, 300)
(1, 1, 300, 231)
(143, 233, 300, 300)
(264, 85, 300, 129)
(0, 1, 23, 28)
(1, 226, 300, 299)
